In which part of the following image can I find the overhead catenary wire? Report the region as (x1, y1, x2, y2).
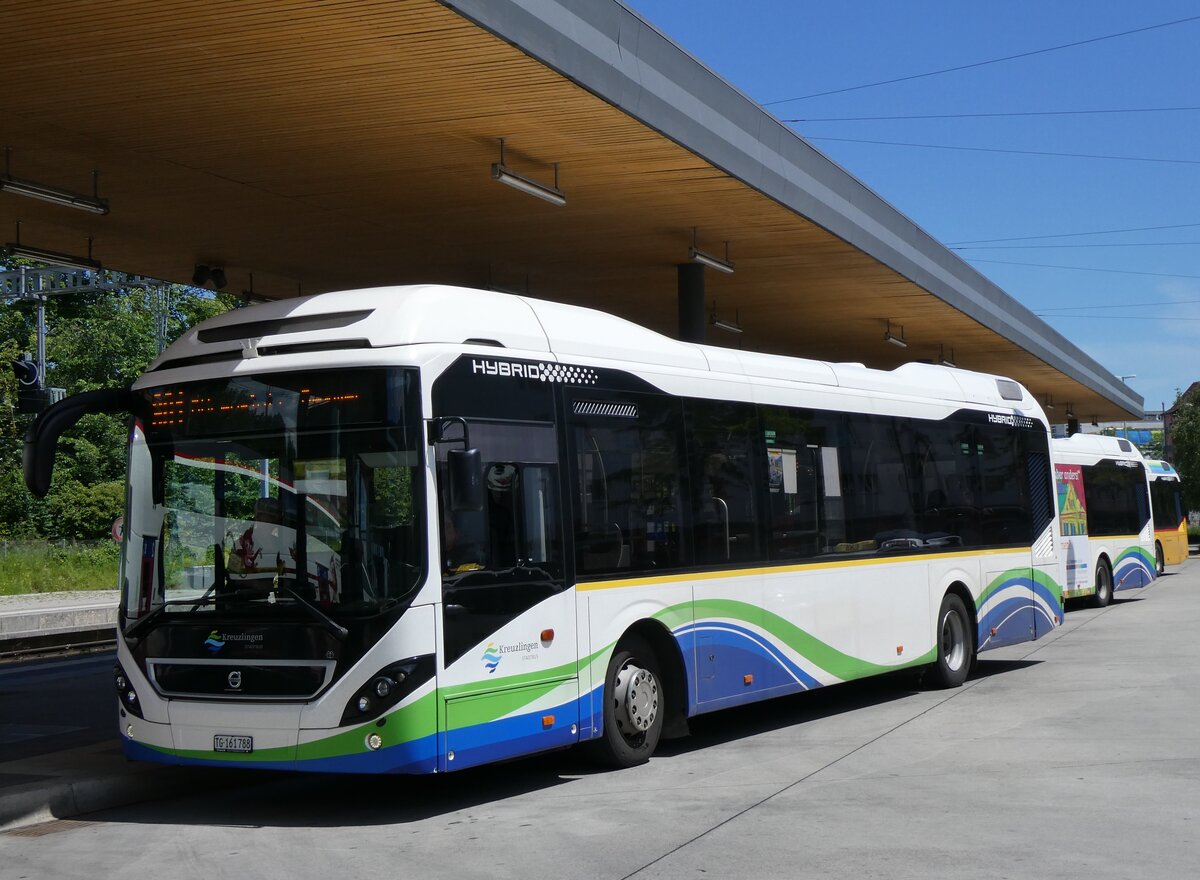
(764, 14, 1200, 105)
(799, 135, 1200, 166)
(947, 222, 1200, 245)
(1037, 314, 1200, 321)
(786, 106, 1200, 123)
(1036, 300, 1200, 312)
(954, 242, 1200, 249)
(967, 258, 1200, 280)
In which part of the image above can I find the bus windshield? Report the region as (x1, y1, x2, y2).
(120, 367, 424, 627)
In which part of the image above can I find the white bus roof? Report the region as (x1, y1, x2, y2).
(153, 284, 1041, 413)
(1052, 433, 1145, 461)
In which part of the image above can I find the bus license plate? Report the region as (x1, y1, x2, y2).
(213, 734, 253, 753)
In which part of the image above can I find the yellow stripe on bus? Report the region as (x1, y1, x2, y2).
(576, 546, 1033, 591)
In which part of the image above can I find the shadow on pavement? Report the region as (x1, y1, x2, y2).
(78, 656, 1038, 831)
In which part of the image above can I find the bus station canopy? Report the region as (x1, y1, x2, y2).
(0, 0, 1141, 421)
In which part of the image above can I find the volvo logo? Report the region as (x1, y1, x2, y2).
(227, 670, 243, 690)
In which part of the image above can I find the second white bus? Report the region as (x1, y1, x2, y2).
(1053, 434, 1156, 606)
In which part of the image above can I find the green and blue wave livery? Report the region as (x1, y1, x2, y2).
(125, 565, 1066, 773)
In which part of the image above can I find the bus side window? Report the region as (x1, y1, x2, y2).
(571, 393, 685, 576)
(760, 405, 825, 560)
(684, 399, 760, 566)
(909, 422, 981, 549)
(976, 426, 1030, 546)
(841, 416, 917, 550)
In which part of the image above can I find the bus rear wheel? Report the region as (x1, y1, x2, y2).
(1092, 560, 1113, 608)
(588, 635, 664, 768)
(1155, 542, 1165, 576)
(927, 593, 973, 689)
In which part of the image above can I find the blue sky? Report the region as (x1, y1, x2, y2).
(624, 1, 1200, 417)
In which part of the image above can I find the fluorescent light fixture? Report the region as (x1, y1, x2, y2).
(1043, 393, 1055, 411)
(709, 301, 743, 333)
(884, 320, 907, 348)
(1065, 404, 1075, 418)
(0, 175, 109, 215)
(491, 163, 565, 206)
(689, 228, 734, 273)
(939, 345, 956, 367)
(6, 242, 102, 271)
(689, 246, 734, 274)
(490, 139, 565, 206)
(711, 315, 743, 334)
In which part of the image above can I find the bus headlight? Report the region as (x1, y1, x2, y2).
(339, 654, 435, 725)
(115, 663, 143, 719)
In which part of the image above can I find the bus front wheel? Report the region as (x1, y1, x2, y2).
(928, 593, 973, 689)
(1155, 542, 1165, 576)
(588, 635, 664, 768)
(1092, 560, 1113, 608)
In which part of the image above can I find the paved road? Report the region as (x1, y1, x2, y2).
(0, 652, 116, 761)
(3, 563, 1199, 879)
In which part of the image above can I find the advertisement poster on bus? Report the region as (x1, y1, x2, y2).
(1056, 464, 1090, 592)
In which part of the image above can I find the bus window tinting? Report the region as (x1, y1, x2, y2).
(1082, 460, 1149, 537)
(568, 393, 1047, 578)
(1151, 480, 1184, 529)
(572, 393, 685, 576)
(684, 400, 761, 565)
(436, 420, 565, 664)
(761, 406, 834, 560)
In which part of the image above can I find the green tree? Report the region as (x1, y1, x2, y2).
(1143, 429, 1164, 461)
(1, 257, 239, 538)
(1169, 390, 1200, 512)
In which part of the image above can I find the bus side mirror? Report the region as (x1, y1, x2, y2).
(24, 389, 148, 498)
(448, 447, 484, 512)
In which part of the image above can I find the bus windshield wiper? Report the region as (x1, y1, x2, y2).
(276, 584, 349, 640)
(125, 596, 216, 640)
(188, 543, 229, 612)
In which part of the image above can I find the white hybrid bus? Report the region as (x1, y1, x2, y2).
(26, 286, 1064, 773)
(1052, 434, 1156, 606)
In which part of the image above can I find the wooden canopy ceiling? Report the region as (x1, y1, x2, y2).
(0, 0, 1137, 421)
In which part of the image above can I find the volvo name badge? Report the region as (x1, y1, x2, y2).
(227, 669, 243, 690)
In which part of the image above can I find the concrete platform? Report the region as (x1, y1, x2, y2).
(1, 559, 1197, 873)
(0, 591, 118, 657)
